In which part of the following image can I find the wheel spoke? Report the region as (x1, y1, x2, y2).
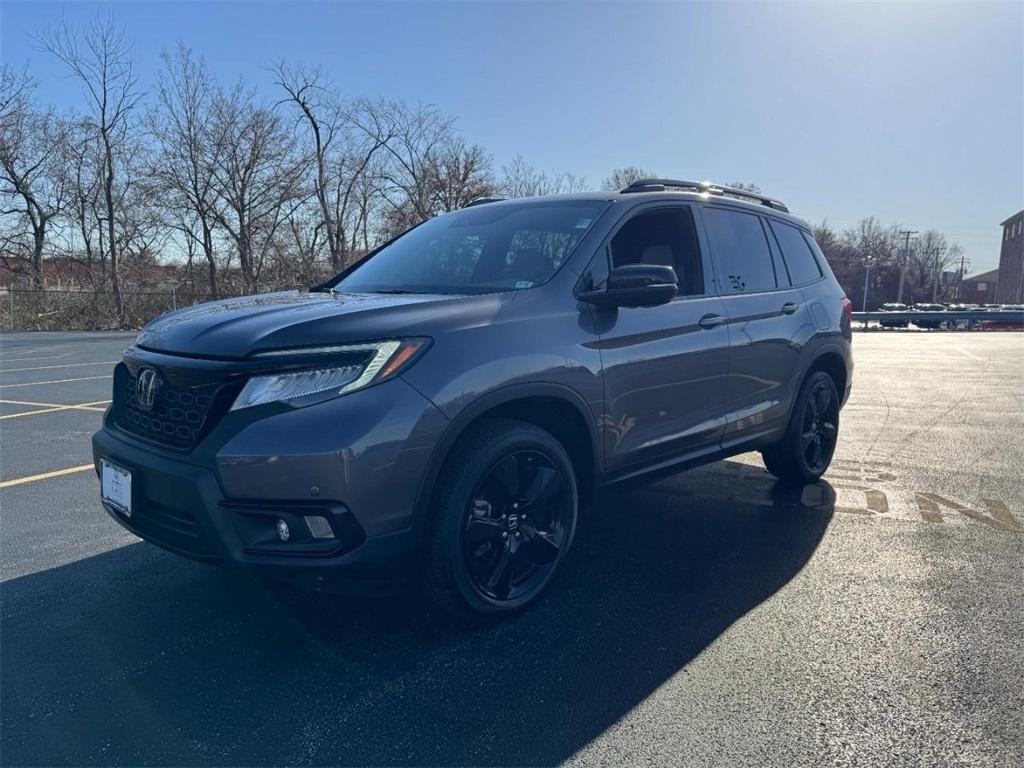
(523, 523, 560, 564)
(508, 537, 535, 581)
(811, 437, 823, 468)
(814, 386, 832, 417)
(486, 454, 521, 507)
(465, 516, 503, 549)
(520, 466, 561, 512)
(801, 430, 815, 450)
(485, 543, 514, 598)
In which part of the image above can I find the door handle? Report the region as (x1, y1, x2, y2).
(781, 302, 800, 315)
(698, 313, 724, 330)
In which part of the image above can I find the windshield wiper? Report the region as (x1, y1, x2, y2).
(368, 288, 422, 295)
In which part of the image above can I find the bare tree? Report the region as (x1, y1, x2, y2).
(602, 166, 657, 191)
(274, 65, 392, 270)
(427, 137, 496, 212)
(0, 64, 33, 123)
(208, 83, 307, 292)
(500, 154, 588, 198)
(365, 100, 455, 222)
(150, 44, 223, 296)
(60, 119, 105, 285)
(0, 66, 69, 287)
(38, 16, 143, 326)
(909, 230, 960, 302)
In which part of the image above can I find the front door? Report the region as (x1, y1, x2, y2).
(593, 205, 730, 475)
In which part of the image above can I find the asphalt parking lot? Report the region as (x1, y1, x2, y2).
(1, 331, 1022, 767)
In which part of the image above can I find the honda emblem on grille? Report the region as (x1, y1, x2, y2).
(136, 367, 161, 411)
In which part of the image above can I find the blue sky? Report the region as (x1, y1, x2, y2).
(2, 1, 1021, 272)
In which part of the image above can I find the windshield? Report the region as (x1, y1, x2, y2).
(335, 200, 608, 295)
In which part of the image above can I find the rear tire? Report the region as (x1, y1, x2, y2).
(424, 418, 578, 620)
(761, 371, 840, 485)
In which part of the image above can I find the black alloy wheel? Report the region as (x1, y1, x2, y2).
(462, 450, 570, 602)
(425, 418, 579, 619)
(761, 370, 840, 484)
(800, 379, 839, 473)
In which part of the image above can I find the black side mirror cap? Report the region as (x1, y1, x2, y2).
(579, 264, 678, 308)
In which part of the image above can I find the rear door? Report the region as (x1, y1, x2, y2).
(697, 204, 808, 448)
(594, 203, 730, 474)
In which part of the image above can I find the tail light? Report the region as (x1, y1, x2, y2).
(841, 297, 853, 332)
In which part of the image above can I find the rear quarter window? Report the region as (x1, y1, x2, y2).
(768, 220, 823, 286)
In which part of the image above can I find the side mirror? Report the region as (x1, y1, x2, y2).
(580, 264, 678, 308)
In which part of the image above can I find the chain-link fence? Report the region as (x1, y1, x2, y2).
(1, 288, 232, 331)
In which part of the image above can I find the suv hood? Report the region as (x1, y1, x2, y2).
(136, 290, 511, 359)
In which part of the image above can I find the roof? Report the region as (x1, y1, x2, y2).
(1000, 209, 1024, 226)
(963, 268, 999, 283)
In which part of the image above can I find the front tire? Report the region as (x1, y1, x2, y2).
(424, 418, 578, 620)
(761, 371, 840, 485)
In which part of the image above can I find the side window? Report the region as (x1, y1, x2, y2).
(609, 208, 705, 296)
(702, 207, 777, 293)
(768, 220, 823, 286)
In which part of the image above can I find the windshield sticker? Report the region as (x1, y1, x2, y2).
(575, 217, 593, 229)
(515, 280, 534, 289)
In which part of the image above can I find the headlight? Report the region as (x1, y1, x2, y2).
(231, 339, 427, 411)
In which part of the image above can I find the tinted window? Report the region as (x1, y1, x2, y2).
(337, 201, 606, 294)
(702, 208, 777, 293)
(610, 208, 704, 296)
(769, 220, 823, 286)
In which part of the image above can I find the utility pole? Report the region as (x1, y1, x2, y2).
(929, 247, 942, 302)
(862, 257, 872, 312)
(956, 253, 967, 300)
(896, 229, 917, 305)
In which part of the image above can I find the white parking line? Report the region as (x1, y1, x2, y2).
(0, 352, 74, 362)
(1, 361, 118, 373)
(955, 347, 984, 361)
(0, 375, 111, 389)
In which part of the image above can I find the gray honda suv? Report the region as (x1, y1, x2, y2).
(93, 179, 853, 618)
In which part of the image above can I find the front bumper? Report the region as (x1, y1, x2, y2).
(92, 376, 448, 589)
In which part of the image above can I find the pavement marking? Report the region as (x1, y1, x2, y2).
(0, 355, 72, 363)
(0, 374, 111, 389)
(1, 361, 118, 373)
(0, 400, 110, 419)
(955, 347, 984, 361)
(0, 464, 95, 490)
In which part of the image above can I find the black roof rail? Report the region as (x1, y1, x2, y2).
(463, 197, 506, 208)
(621, 178, 789, 213)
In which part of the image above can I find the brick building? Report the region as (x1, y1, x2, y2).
(995, 209, 1024, 304)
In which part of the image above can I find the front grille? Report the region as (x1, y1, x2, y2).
(111, 363, 235, 451)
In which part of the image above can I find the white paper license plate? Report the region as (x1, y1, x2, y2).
(101, 459, 132, 517)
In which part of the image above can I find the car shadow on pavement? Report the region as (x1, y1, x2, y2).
(1, 461, 834, 767)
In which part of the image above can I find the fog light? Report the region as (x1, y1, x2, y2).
(276, 518, 290, 542)
(304, 515, 335, 540)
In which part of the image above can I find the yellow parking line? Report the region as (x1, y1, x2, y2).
(1, 398, 109, 409)
(1, 361, 118, 373)
(0, 464, 95, 490)
(0, 400, 110, 419)
(0, 375, 111, 388)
